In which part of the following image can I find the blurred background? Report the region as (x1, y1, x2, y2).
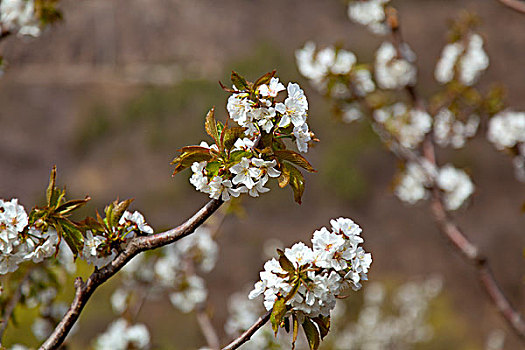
(0, 0, 524, 348)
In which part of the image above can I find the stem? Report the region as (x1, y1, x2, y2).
(221, 310, 271, 350)
(497, 0, 525, 14)
(196, 306, 220, 350)
(40, 199, 223, 350)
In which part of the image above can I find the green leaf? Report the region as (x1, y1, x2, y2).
(253, 70, 276, 90)
(302, 318, 320, 350)
(283, 163, 305, 204)
(270, 298, 287, 335)
(230, 71, 250, 91)
(292, 314, 299, 350)
(205, 107, 220, 143)
(222, 127, 246, 150)
(171, 147, 213, 175)
(56, 197, 91, 216)
(46, 166, 57, 205)
(278, 163, 291, 188)
(56, 219, 84, 257)
(312, 315, 330, 340)
(229, 150, 252, 163)
(274, 150, 316, 172)
(110, 199, 134, 228)
(205, 161, 221, 177)
(277, 249, 295, 273)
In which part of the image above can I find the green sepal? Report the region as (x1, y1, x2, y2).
(274, 150, 316, 172)
(302, 318, 320, 350)
(205, 161, 221, 177)
(270, 298, 287, 335)
(56, 197, 91, 216)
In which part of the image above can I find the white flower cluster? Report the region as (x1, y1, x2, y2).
(375, 42, 417, 90)
(81, 210, 153, 269)
(434, 34, 489, 86)
(395, 161, 474, 211)
(112, 227, 217, 315)
(0, 199, 59, 274)
(0, 0, 41, 36)
(228, 78, 311, 149)
(295, 42, 375, 97)
(190, 156, 281, 201)
(487, 110, 525, 182)
(347, 0, 390, 35)
(249, 218, 372, 318)
(434, 108, 479, 148)
(333, 278, 442, 349)
(373, 103, 432, 149)
(94, 318, 150, 350)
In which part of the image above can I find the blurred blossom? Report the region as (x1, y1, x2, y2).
(94, 318, 150, 350)
(375, 42, 417, 90)
(347, 0, 390, 35)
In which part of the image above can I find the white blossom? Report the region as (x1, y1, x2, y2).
(395, 161, 436, 205)
(434, 108, 479, 148)
(342, 103, 364, 123)
(374, 103, 432, 149)
(119, 210, 154, 234)
(276, 83, 309, 128)
(437, 165, 474, 210)
(352, 68, 376, 96)
(81, 231, 115, 269)
(0, 0, 41, 37)
(293, 123, 312, 153)
(434, 42, 463, 84)
(229, 157, 260, 189)
(208, 176, 244, 201)
(487, 110, 525, 150)
(94, 318, 150, 350)
(347, 0, 390, 35)
(169, 275, 208, 313)
(375, 42, 417, 89)
(259, 77, 285, 97)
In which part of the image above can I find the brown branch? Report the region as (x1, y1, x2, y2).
(196, 306, 220, 350)
(381, 9, 525, 341)
(221, 310, 271, 350)
(497, 0, 525, 14)
(39, 199, 223, 350)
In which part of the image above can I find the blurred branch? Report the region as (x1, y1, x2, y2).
(196, 306, 220, 350)
(40, 199, 223, 350)
(383, 9, 525, 342)
(0, 270, 31, 343)
(221, 310, 271, 350)
(497, 0, 525, 14)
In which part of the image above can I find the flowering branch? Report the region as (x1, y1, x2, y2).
(40, 199, 223, 350)
(497, 0, 525, 14)
(221, 310, 271, 350)
(388, 10, 525, 340)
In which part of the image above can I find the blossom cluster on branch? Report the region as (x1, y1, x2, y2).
(248, 217, 372, 349)
(172, 71, 317, 204)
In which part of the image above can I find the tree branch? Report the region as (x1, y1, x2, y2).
(221, 310, 271, 350)
(40, 199, 223, 350)
(497, 0, 525, 14)
(196, 306, 220, 350)
(383, 8, 525, 341)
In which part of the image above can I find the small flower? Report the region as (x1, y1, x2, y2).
(276, 83, 309, 128)
(208, 176, 244, 201)
(293, 124, 312, 153)
(119, 210, 154, 234)
(259, 77, 285, 97)
(375, 42, 417, 90)
(229, 157, 260, 189)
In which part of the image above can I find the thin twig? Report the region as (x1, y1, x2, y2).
(0, 270, 31, 343)
(221, 310, 271, 350)
(40, 199, 223, 350)
(383, 9, 525, 341)
(497, 0, 525, 14)
(196, 306, 220, 350)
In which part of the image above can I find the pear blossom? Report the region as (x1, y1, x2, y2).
(81, 231, 116, 269)
(227, 93, 253, 126)
(293, 123, 312, 153)
(276, 83, 308, 128)
(395, 161, 433, 205)
(251, 158, 281, 179)
(208, 176, 244, 201)
(119, 210, 154, 234)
